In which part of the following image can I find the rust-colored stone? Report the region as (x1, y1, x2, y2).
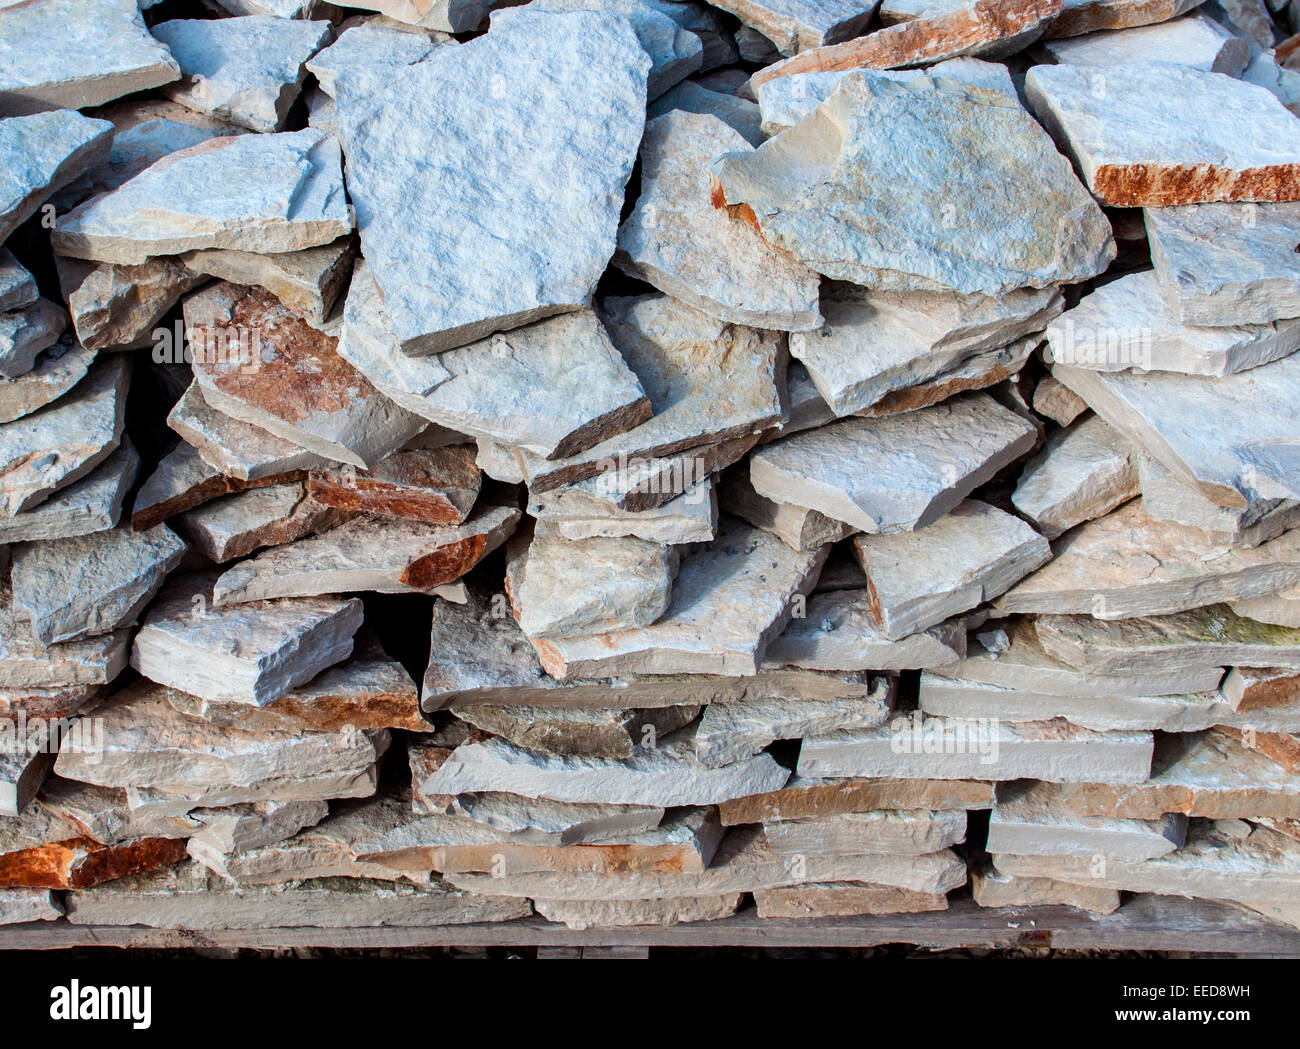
(0, 835, 186, 889)
(1092, 162, 1300, 208)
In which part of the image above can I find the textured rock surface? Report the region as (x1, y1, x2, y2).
(181, 236, 356, 325)
(0, 298, 65, 379)
(530, 476, 718, 544)
(457, 704, 699, 760)
(721, 471, 857, 550)
(647, 79, 764, 145)
(305, 23, 442, 96)
(307, 446, 479, 525)
(988, 781, 1185, 859)
(60, 256, 205, 352)
(1048, 0, 1204, 36)
(53, 129, 351, 265)
(0, 888, 60, 924)
(186, 283, 426, 469)
(333, 10, 649, 355)
(850, 500, 1050, 639)
(0, 335, 95, 424)
(1025, 62, 1300, 206)
(152, 16, 333, 133)
(0, 439, 136, 543)
(713, 72, 1113, 296)
(534, 892, 742, 928)
(616, 111, 820, 330)
(0, 250, 37, 314)
(1042, 12, 1249, 73)
(764, 809, 967, 857)
(1031, 374, 1088, 426)
(1145, 201, 1300, 327)
(0, 0, 179, 116)
(749, 0, 1064, 86)
(970, 863, 1120, 912)
(1012, 414, 1138, 539)
(212, 506, 519, 604)
(718, 776, 996, 825)
(755, 881, 950, 918)
(0, 355, 128, 516)
(174, 482, 346, 563)
(130, 572, 363, 706)
(709, 0, 879, 55)
(750, 394, 1038, 533)
(0, 111, 113, 246)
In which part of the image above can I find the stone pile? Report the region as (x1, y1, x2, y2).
(2, 0, 1300, 938)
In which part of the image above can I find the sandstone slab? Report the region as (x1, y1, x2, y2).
(308, 446, 479, 526)
(0, 250, 36, 314)
(718, 776, 996, 825)
(720, 471, 857, 550)
(0, 298, 66, 380)
(0, 888, 59, 924)
(1041, 12, 1250, 73)
(709, 0, 880, 55)
(174, 482, 346, 563)
(534, 892, 741, 928)
(1048, 0, 1205, 36)
(764, 809, 968, 857)
(970, 862, 1120, 912)
(0, 335, 96, 425)
(530, 476, 718, 544)
(989, 780, 1186, 859)
(59, 256, 205, 352)
(456, 704, 699, 761)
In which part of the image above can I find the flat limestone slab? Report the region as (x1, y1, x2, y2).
(0, 588, 128, 690)
(152, 16, 333, 133)
(1052, 353, 1300, 511)
(999, 501, 1300, 618)
(130, 572, 363, 706)
(1222, 666, 1300, 713)
(712, 72, 1113, 296)
(790, 280, 1060, 416)
(988, 781, 1186, 860)
(615, 111, 820, 331)
(531, 476, 717, 544)
(1041, 12, 1249, 74)
(527, 516, 824, 679)
(0, 298, 65, 380)
(535, 893, 742, 928)
(0, 336, 96, 425)
(718, 776, 996, 825)
(456, 704, 699, 761)
(850, 500, 1050, 639)
(0, 249, 37, 314)
(995, 822, 1300, 904)
(970, 863, 1120, 913)
(647, 79, 763, 146)
(1048, 0, 1204, 37)
(304, 23, 442, 97)
(1025, 62, 1300, 205)
(1032, 374, 1088, 426)
(707, 0, 879, 56)
(55, 680, 387, 792)
(749, 0, 1064, 87)
(0, 888, 60, 924)
(1059, 730, 1300, 819)
(720, 471, 856, 550)
(750, 393, 1038, 533)
(60, 256, 205, 352)
(1035, 605, 1300, 673)
(419, 731, 790, 807)
(1145, 202, 1300, 326)
(797, 715, 1154, 783)
(337, 263, 649, 461)
(166, 383, 334, 483)
(0, 110, 113, 243)
(333, 9, 649, 355)
(0, 355, 128, 516)
(52, 129, 351, 265)
(186, 283, 426, 470)
(1232, 587, 1300, 628)
(754, 881, 949, 918)
(212, 506, 519, 605)
(0, 806, 187, 889)
(763, 809, 968, 857)
(173, 482, 345, 563)
(1045, 269, 1300, 376)
(763, 589, 967, 671)
(1011, 414, 1138, 539)
(11, 523, 186, 644)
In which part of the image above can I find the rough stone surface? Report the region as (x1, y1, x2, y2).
(615, 111, 821, 331)
(152, 16, 333, 133)
(307, 446, 480, 525)
(530, 476, 718, 544)
(130, 572, 363, 706)
(720, 471, 857, 550)
(0, 888, 60, 924)
(1031, 374, 1088, 426)
(708, 0, 879, 56)
(534, 892, 741, 928)
(1041, 13, 1250, 74)
(850, 500, 1051, 639)
(970, 862, 1120, 912)
(304, 23, 441, 96)
(1048, 0, 1205, 37)
(456, 704, 700, 760)
(174, 482, 346, 563)
(0, 335, 96, 424)
(60, 256, 204, 352)
(333, 10, 649, 355)
(1025, 62, 1300, 206)
(764, 809, 968, 857)
(181, 236, 356, 325)
(713, 72, 1113, 296)
(53, 129, 351, 265)
(750, 393, 1039, 533)
(0, 298, 66, 380)
(647, 80, 764, 145)
(0, 441, 135, 545)
(718, 776, 997, 825)
(755, 881, 950, 918)
(1012, 414, 1138, 539)
(0, 250, 37, 314)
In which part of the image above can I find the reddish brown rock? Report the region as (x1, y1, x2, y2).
(1217, 726, 1300, 774)
(754, 881, 950, 918)
(717, 776, 997, 826)
(308, 445, 481, 526)
(1222, 666, 1300, 714)
(0, 807, 186, 890)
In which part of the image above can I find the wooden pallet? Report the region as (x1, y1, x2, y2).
(1, 895, 1296, 954)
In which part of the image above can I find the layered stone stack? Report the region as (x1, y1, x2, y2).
(1, 0, 1300, 938)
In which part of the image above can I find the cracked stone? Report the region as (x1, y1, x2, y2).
(0, 334, 96, 425)
(58, 256, 205, 352)
(529, 475, 718, 544)
(173, 482, 348, 563)
(455, 704, 700, 760)
(0, 298, 67, 380)
(720, 470, 858, 550)
(307, 445, 480, 525)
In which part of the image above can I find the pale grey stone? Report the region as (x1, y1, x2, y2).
(130, 572, 363, 706)
(337, 264, 650, 461)
(1024, 62, 1300, 205)
(694, 679, 893, 767)
(646, 80, 764, 145)
(0, 583, 129, 689)
(533, 893, 742, 928)
(750, 393, 1039, 534)
(1231, 587, 1300, 627)
(123, 766, 382, 822)
(720, 470, 857, 550)
(184, 282, 427, 470)
(211, 506, 519, 605)
(1241, 51, 1300, 119)
(1048, 0, 1206, 37)
(763, 589, 968, 671)
(712, 72, 1114, 295)
(343, 0, 511, 32)
(457, 704, 699, 760)
(1041, 13, 1250, 74)
(0, 0, 180, 116)
(989, 781, 1185, 859)
(0, 439, 137, 543)
(790, 281, 1059, 416)
(707, 0, 879, 56)
(754, 881, 952, 918)
(1145, 201, 1300, 327)
(59, 255, 205, 352)
(1045, 269, 1300, 376)
(616, 112, 821, 330)
(305, 23, 441, 96)
(0, 298, 66, 380)
(1031, 374, 1088, 426)
(11, 523, 185, 645)
(181, 237, 355, 326)
(851, 500, 1051, 639)
(333, 10, 648, 355)
(0, 334, 95, 424)
(1053, 353, 1300, 512)
(764, 809, 967, 857)
(0, 355, 128, 516)
(527, 516, 825, 679)
(736, 24, 781, 61)
(999, 501, 1300, 618)
(173, 482, 346, 563)
(0, 738, 52, 817)
(970, 863, 1120, 913)
(167, 382, 335, 482)
(185, 799, 330, 864)
(530, 476, 718, 544)
(0, 249, 36, 314)
(53, 129, 351, 265)
(798, 714, 1154, 783)
(152, 17, 333, 133)
(0, 888, 59, 924)
(448, 793, 665, 847)
(1012, 414, 1139, 538)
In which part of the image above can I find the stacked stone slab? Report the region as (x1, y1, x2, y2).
(1, 0, 1299, 939)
